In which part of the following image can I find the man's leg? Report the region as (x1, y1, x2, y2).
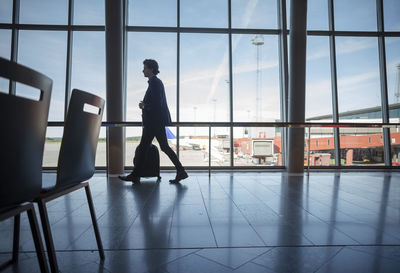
(155, 127, 188, 183)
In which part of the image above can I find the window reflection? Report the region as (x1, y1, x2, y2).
(233, 34, 280, 122)
(17, 30, 67, 121)
(126, 32, 177, 122)
(20, 0, 68, 25)
(180, 33, 229, 122)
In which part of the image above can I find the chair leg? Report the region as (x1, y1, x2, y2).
(37, 200, 59, 273)
(12, 214, 20, 263)
(84, 184, 105, 260)
(27, 206, 50, 273)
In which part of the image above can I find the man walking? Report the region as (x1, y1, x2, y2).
(119, 59, 188, 183)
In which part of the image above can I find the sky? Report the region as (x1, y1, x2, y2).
(0, 0, 400, 139)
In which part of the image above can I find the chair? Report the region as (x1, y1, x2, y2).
(0, 57, 52, 273)
(35, 89, 105, 273)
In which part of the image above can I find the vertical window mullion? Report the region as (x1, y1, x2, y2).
(278, 0, 288, 166)
(64, 0, 74, 120)
(328, 0, 340, 166)
(176, 0, 180, 160)
(376, 0, 392, 166)
(228, 0, 233, 167)
(9, 0, 20, 95)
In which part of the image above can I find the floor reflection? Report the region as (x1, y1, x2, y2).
(1, 172, 400, 272)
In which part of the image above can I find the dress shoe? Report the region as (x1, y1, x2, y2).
(169, 170, 188, 183)
(119, 173, 141, 183)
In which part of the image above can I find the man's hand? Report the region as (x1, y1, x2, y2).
(139, 101, 144, 109)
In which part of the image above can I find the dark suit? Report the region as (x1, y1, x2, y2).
(142, 76, 172, 128)
(132, 76, 183, 176)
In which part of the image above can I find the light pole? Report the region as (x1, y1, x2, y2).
(251, 35, 264, 122)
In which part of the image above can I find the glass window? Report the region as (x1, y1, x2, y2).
(96, 127, 107, 167)
(0, 77, 8, 94)
(385, 38, 400, 122)
(179, 126, 209, 167)
(125, 126, 177, 167)
(126, 32, 177, 122)
(334, 0, 377, 31)
(335, 37, 381, 122)
(44, 127, 106, 167)
(390, 127, 400, 166)
(180, 33, 229, 122)
(234, 127, 282, 166)
(286, 0, 290, 28)
(17, 30, 67, 121)
(71, 31, 106, 120)
(43, 127, 63, 167)
(211, 127, 230, 167)
(0, 29, 11, 93)
(0, 0, 12, 23)
(20, 0, 68, 25)
(231, 0, 277, 29)
(340, 128, 385, 166)
(74, 0, 105, 25)
(0, 29, 11, 59)
(305, 127, 335, 166)
(180, 0, 227, 28)
(305, 36, 332, 121)
(307, 0, 329, 30)
(125, 127, 142, 167)
(233, 34, 280, 122)
(128, 0, 176, 27)
(384, 0, 400, 31)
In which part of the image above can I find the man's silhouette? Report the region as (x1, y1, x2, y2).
(120, 59, 188, 183)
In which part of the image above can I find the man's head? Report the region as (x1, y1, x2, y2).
(143, 59, 159, 78)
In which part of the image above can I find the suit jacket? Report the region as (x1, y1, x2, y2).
(142, 76, 172, 128)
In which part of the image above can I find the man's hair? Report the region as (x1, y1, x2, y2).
(143, 59, 160, 75)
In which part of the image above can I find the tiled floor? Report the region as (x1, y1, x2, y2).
(1, 171, 400, 272)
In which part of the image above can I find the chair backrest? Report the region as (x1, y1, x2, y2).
(0, 57, 52, 209)
(56, 89, 104, 188)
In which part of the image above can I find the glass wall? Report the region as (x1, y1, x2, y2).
(305, 36, 332, 121)
(1, 0, 399, 169)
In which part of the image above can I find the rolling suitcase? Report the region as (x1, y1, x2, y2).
(133, 144, 161, 180)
